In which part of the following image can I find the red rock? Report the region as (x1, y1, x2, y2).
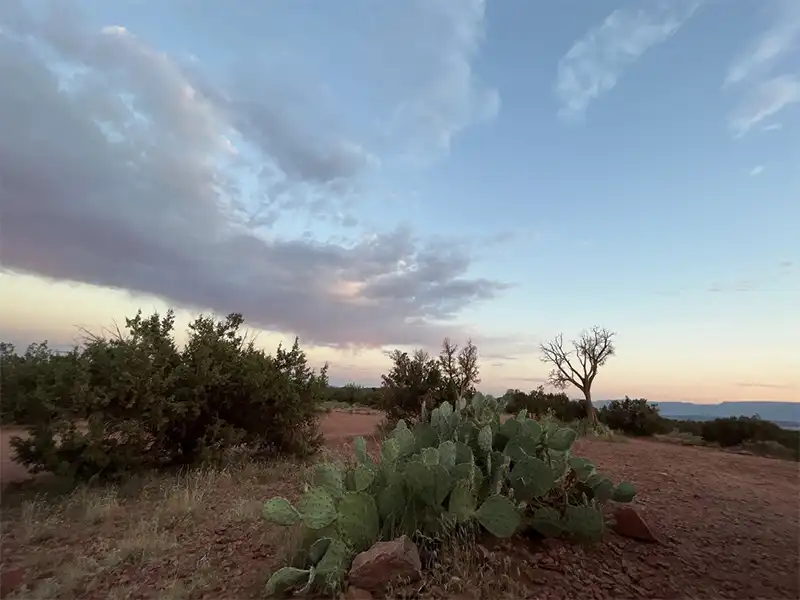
(348, 535, 421, 592)
(0, 567, 25, 598)
(612, 506, 660, 543)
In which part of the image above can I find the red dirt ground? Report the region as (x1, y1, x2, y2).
(2, 413, 799, 599)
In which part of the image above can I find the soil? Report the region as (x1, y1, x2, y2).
(1, 412, 798, 599)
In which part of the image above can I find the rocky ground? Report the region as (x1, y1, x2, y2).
(1, 411, 798, 599)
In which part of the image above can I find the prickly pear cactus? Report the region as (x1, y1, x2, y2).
(261, 393, 639, 596)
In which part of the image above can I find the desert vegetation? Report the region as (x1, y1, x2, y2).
(0, 311, 798, 599)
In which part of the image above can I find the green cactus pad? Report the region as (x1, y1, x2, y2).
(478, 424, 494, 453)
(432, 464, 454, 506)
(530, 506, 564, 538)
(503, 434, 538, 462)
(454, 441, 473, 465)
(499, 417, 521, 440)
(448, 480, 476, 521)
(413, 422, 439, 451)
(405, 461, 436, 503)
(352, 463, 376, 492)
(307, 537, 333, 565)
(313, 538, 351, 591)
(456, 421, 477, 443)
(393, 427, 417, 457)
(297, 487, 338, 530)
(590, 475, 615, 504)
(438, 440, 457, 470)
(377, 481, 406, 519)
(353, 436, 369, 464)
(381, 438, 400, 464)
(509, 456, 555, 501)
(262, 497, 302, 526)
(421, 447, 440, 467)
(265, 566, 310, 597)
(568, 457, 596, 482)
(475, 494, 521, 538)
(547, 426, 578, 452)
(520, 418, 543, 442)
(565, 505, 605, 542)
(612, 481, 636, 503)
(312, 463, 345, 499)
(337, 492, 379, 552)
(450, 461, 473, 482)
(550, 454, 569, 480)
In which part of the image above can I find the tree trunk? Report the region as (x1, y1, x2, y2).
(584, 389, 598, 425)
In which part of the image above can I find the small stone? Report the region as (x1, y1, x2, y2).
(612, 506, 660, 543)
(0, 567, 25, 598)
(348, 535, 421, 592)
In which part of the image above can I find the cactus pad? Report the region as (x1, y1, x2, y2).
(509, 456, 555, 501)
(352, 463, 376, 492)
(312, 463, 345, 499)
(448, 480, 476, 521)
(612, 481, 636, 503)
(475, 494, 521, 538)
(297, 487, 338, 530)
(565, 504, 605, 542)
(438, 440, 457, 470)
(262, 497, 302, 526)
(547, 426, 578, 452)
(530, 506, 564, 538)
(337, 492, 379, 552)
(265, 567, 310, 597)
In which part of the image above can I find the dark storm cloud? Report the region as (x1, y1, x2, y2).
(0, 0, 505, 348)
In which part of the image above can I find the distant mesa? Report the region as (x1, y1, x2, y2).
(595, 400, 800, 430)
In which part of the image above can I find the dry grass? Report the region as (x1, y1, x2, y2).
(1, 459, 308, 599)
(383, 528, 540, 600)
(654, 429, 705, 446)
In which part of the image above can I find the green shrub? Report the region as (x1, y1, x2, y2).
(325, 383, 382, 409)
(700, 416, 799, 457)
(502, 386, 585, 422)
(379, 339, 480, 424)
(262, 393, 636, 596)
(0, 342, 87, 425)
(8, 310, 327, 480)
(598, 396, 664, 436)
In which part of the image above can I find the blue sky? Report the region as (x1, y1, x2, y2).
(0, 0, 797, 402)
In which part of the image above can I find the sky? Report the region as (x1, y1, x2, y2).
(0, 0, 798, 403)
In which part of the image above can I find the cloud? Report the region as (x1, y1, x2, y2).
(0, 0, 506, 349)
(735, 382, 795, 390)
(749, 165, 765, 176)
(725, 0, 800, 136)
(555, 0, 700, 119)
(707, 261, 797, 293)
(762, 122, 783, 131)
(729, 75, 800, 137)
(725, 1, 800, 86)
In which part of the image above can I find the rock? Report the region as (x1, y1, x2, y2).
(345, 587, 373, 600)
(612, 506, 660, 543)
(0, 567, 25, 598)
(348, 535, 421, 592)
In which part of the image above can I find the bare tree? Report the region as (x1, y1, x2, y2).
(539, 327, 616, 424)
(457, 339, 480, 399)
(438, 337, 481, 402)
